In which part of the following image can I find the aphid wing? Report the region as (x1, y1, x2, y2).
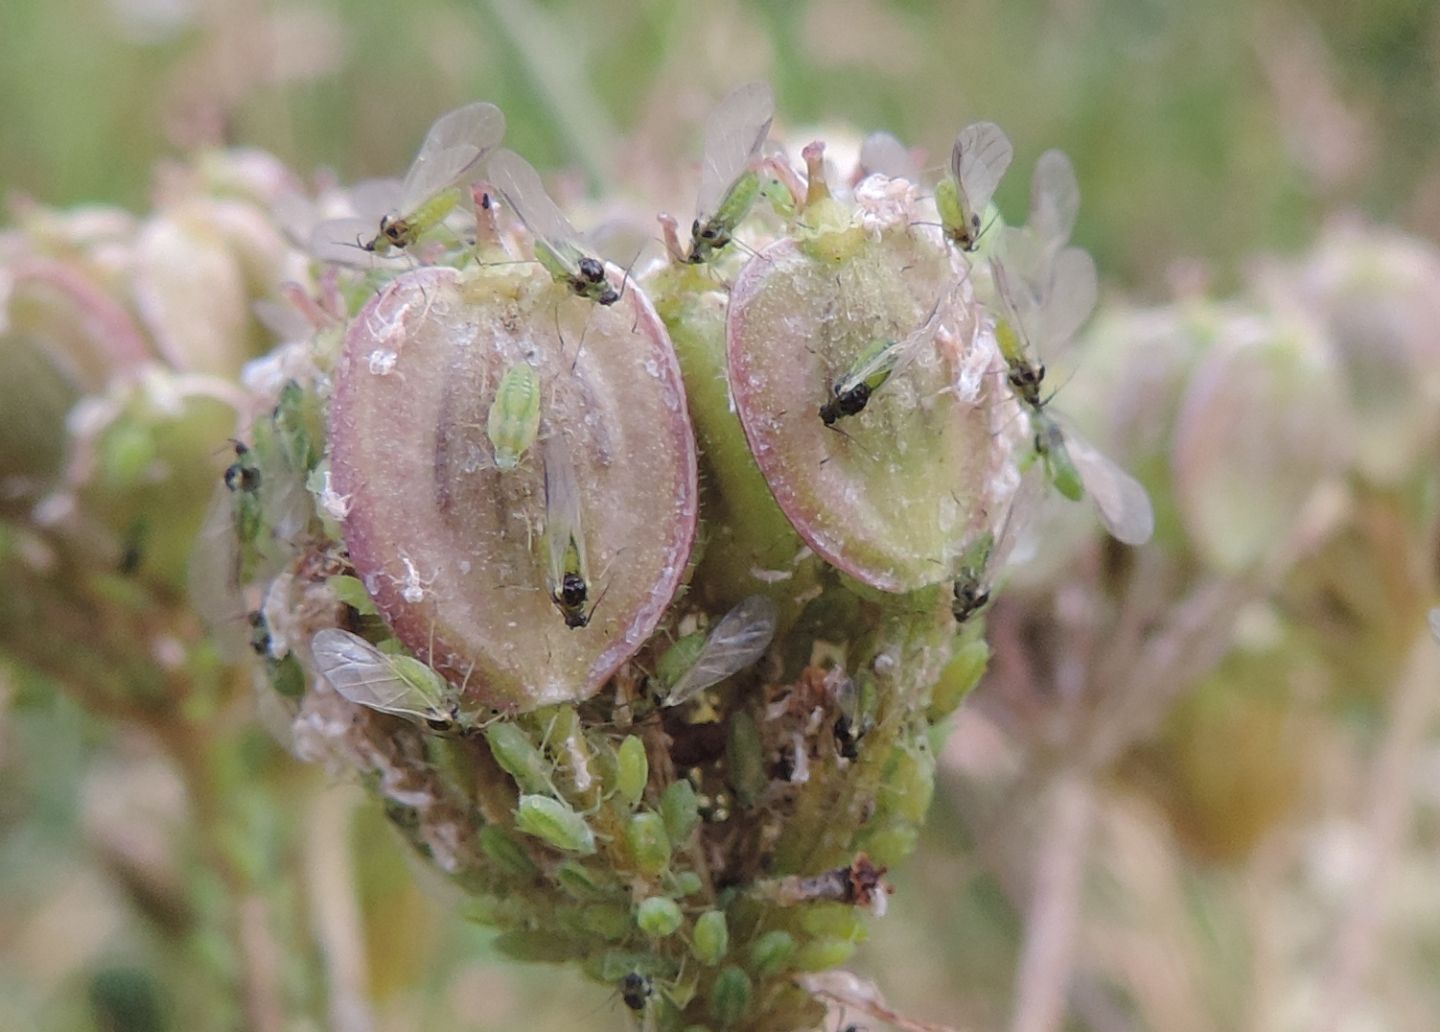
(489, 148, 585, 255)
(1038, 247, 1098, 346)
(311, 628, 438, 718)
(1029, 149, 1079, 249)
(399, 101, 506, 211)
(696, 81, 775, 216)
(1061, 424, 1155, 546)
(666, 596, 778, 705)
(953, 121, 1013, 216)
(349, 178, 404, 219)
(860, 131, 920, 182)
(541, 433, 587, 581)
(188, 483, 249, 662)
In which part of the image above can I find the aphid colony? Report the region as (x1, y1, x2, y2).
(216, 81, 1152, 719)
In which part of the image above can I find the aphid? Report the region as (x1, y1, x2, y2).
(819, 290, 949, 426)
(858, 130, 920, 183)
(658, 595, 779, 707)
(1031, 408, 1154, 546)
(620, 971, 653, 1011)
(223, 440, 265, 551)
(935, 121, 1013, 251)
(486, 363, 542, 471)
(686, 81, 775, 264)
(488, 148, 619, 305)
(829, 669, 872, 760)
(541, 434, 594, 628)
(988, 256, 1048, 408)
(310, 627, 462, 731)
(366, 101, 506, 254)
(950, 532, 995, 624)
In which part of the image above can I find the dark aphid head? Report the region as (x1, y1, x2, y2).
(833, 713, 861, 760)
(577, 256, 605, 283)
(379, 213, 409, 247)
(597, 284, 620, 306)
(620, 972, 652, 1011)
(951, 580, 990, 623)
(819, 382, 872, 426)
(224, 461, 260, 493)
(247, 610, 272, 656)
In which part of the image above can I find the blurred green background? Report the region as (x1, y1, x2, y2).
(3, 1, 1439, 1030)
(4, 0, 1439, 296)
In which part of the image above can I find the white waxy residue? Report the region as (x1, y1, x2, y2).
(368, 348, 399, 375)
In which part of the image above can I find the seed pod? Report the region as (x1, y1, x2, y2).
(330, 266, 698, 710)
(615, 735, 648, 807)
(692, 910, 729, 965)
(625, 811, 672, 877)
(728, 226, 1016, 591)
(671, 871, 702, 898)
(791, 936, 857, 972)
(555, 860, 620, 901)
(635, 896, 683, 938)
(748, 930, 796, 977)
(477, 826, 539, 880)
(514, 794, 596, 855)
(660, 780, 701, 845)
(710, 966, 752, 1028)
(579, 903, 632, 941)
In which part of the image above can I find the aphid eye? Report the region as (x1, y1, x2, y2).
(970, 213, 981, 230)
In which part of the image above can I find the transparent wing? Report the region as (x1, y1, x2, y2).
(1058, 420, 1154, 546)
(311, 628, 444, 720)
(187, 483, 248, 663)
(840, 288, 950, 389)
(988, 256, 1039, 357)
(1036, 246, 1097, 347)
(489, 148, 585, 256)
(541, 432, 587, 583)
(1429, 608, 1440, 643)
(696, 81, 775, 217)
(665, 596, 778, 706)
(349, 178, 404, 219)
(988, 473, 1046, 575)
(399, 101, 506, 212)
(859, 131, 919, 182)
(1029, 149, 1079, 250)
(951, 122, 1013, 217)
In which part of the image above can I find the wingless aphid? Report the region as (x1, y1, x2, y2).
(540, 434, 595, 628)
(935, 121, 1013, 252)
(685, 81, 775, 264)
(368, 101, 505, 254)
(657, 595, 779, 707)
(486, 363, 542, 471)
(488, 148, 619, 305)
(819, 289, 950, 426)
(310, 627, 464, 732)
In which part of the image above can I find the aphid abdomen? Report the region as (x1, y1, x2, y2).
(487, 363, 542, 471)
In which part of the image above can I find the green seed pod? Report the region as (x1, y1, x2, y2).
(709, 966, 751, 1028)
(486, 362, 542, 471)
(514, 794, 596, 855)
(580, 903, 633, 942)
(485, 724, 552, 795)
(477, 826, 539, 880)
(555, 859, 618, 901)
(625, 811, 672, 877)
(671, 871, 703, 898)
(748, 929, 796, 978)
(692, 910, 729, 965)
(660, 780, 701, 845)
(797, 903, 866, 943)
(725, 710, 766, 808)
(270, 654, 305, 699)
(635, 896, 683, 938)
(615, 735, 648, 806)
(854, 818, 918, 868)
(791, 937, 857, 972)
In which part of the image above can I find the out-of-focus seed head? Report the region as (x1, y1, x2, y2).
(1173, 313, 1350, 574)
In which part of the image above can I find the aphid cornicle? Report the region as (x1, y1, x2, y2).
(818, 290, 950, 427)
(540, 434, 595, 629)
(488, 148, 620, 306)
(935, 121, 1013, 252)
(685, 81, 775, 264)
